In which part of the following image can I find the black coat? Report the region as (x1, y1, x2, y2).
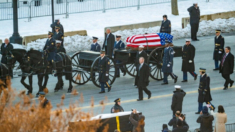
(171, 89, 186, 113)
(197, 113, 214, 132)
(198, 74, 212, 103)
(168, 117, 189, 130)
(110, 104, 124, 113)
(129, 113, 145, 132)
(53, 31, 64, 42)
(219, 53, 234, 74)
(172, 127, 188, 132)
(135, 51, 148, 66)
(136, 63, 150, 88)
(160, 19, 171, 34)
(102, 33, 115, 57)
(0, 43, 14, 64)
(181, 44, 196, 72)
(98, 56, 110, 82)
(213, 35, 224, 61)
(43, 38, 56, 61)
(56, 46, 66, 53)
(51, 21, 64, 34)
(187, 5, 200, 24)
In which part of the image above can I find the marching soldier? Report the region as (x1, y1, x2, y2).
(53, 26, 64, 47)
(171, 85, 186, 116)
(213, 29, 224, 70)
(90, 36, 101, 52)
(43, 31, 57, 74)
(160, 15, 171, 34)
(195, 68, 215, 114)
(56, 40, 66, 53)
(161, 41, 178, 85)
(181, 39, 198, 82)
(111, 98, 124, 113)
(114, 34, 126, 77)
(98, 51, 111, 93)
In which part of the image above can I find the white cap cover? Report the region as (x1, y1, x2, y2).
(185, 39, 191, 42)
(175, 85, 181, 89)
(56, 40, 62, 43)
(139, 45, 144, 48)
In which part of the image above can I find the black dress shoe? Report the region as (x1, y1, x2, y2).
(213, 68, 219, 71)
(223, 87, 228, 90)
(195, 112, 200, 114)
(99, 91, 105, 94)
(181, 80, 188, 82)
(108, 86, 111, 92)
(116, 75, 120, 78)
(137, 99, 143, 101)
(230, 81, 234, 87)
(161, 82, 168, 85)
(174, 77, 178, 83)
(195, 39, 200, 41)
(148, 93, 151, 99)
(194, 74, 198, 80)
(123, 71, 126, 76)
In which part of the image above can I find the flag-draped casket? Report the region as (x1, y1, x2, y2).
(126, 33, 173, 49)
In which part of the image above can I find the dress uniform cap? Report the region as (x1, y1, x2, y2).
(55, 26, 60, 29)
(100, 50, 105, 54)
(48, 31, 53, 36)
(39, 91, 46, 96)
(174, 85, 181, 89)
(114, 98, 121, 102)
(92, 36, 98, 40)
(216, 29, 221, 33)
(116, 34, 121, 38)
(199, 68, 206, 72)
(56, 40, 61, 44)
(139, 45, 144, 48)
(165, 40, 171, 44)
(185, 39, 191, 42)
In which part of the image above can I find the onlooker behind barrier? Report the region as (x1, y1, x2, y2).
(129, 109, 145, 132)
(168, 111, 189, 131)
(209, 105, 227, 132)
(162, 124, 169, 132)
(197, 106, 214, 132)
(172, 120, 188, 132)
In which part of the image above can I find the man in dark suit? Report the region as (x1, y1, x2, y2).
(136, 57, 151, 101)
(1, 38, 14, 77)
(160, 15, 171, 34)
(187, 2, 200, 41)
(219, 46, 234, 90)
(90, 36, 101, 52)
(134, 45, 148, 87)
(213, 29, 224, 70)
(171, 85, 186, 116)
(102, 28, 115, 57)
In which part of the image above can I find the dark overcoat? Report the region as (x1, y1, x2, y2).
(129, 113, 145, 132)
(110, 104, 124, 113)
(43, 38, 56, 61)
(219, 53, 234, 74)
(102, 33, 115, 57)
(198, 74, 212, 103)
(187, 5, 200, 24)
(114, 40, 125, 50)
(171, 89, 186, 113)
(162, 47, 174, 73)
(160, 19, 171, 34)
(90, 43, 101, 52)
(53, 31, 64, 46)
(181, 44, 196, 72)
(56, 46, 66, 53)
(136, 63, 150, 88)
(135, 51, 148, 66)
(0, 43, 14, 64)
(51, 21, 64, 34)
(197, 113, 214, 132)
(98, 56, 110, 82)
(213, 35, 224, 61)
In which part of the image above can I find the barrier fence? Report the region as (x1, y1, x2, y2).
(0, 0, 188, 21)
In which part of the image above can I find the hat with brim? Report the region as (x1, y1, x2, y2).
(100, 50, 105, 54)
(114, 98, 121, 103)
(116, 34, 121, 38)
(56, 40, 61, 44)
(48, 31, 53, 36)
(139, 45, 144, 48)
(216, 29, 221, 33)
(39, 91, 46, 96)
(55, 26, 60, 29)
(92, 36, 98, 40)
(175, 85, 181, 89)
(185, 39, 191, 42)
(199, 68, 206, 72)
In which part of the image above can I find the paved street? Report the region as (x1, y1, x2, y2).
(11, 32, 235, 131)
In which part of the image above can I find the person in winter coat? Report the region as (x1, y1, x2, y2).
(162, 124, 169, 132)
(168, 111, 189, 130)
(172, 120, 188, 132)
(171, 85, 186, 116)
(209, 105, 227, 132)
(102, 28, 115, 57)
(111, 98, 124, 113)
(187, 2, 200, 41)
(90, 36, 101, 52)
(213, 29, 224, 70)
(197, 106, 214, 132)
(181, 39, 198, 82)
(129, 109, 145, 132)
(160, 15, 171, 34)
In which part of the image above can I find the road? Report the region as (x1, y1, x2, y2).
(11, 32, 235, 131)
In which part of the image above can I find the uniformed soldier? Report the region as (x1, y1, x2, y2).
(195, 68, 215, 114)
(53, 26, 64, 47)
(111, 98, 124, 113)
(160, 15, 171, 34)
(56, 40, 66, 53)
(43, 31, 57, 74)
(114, 34, 126, 77)
(51, 19, 64, 34)
(213, 29, 224, 70)
(161, 41, 178, 85)
(98, 51, 111, 93)
(90, 36, 101, 52)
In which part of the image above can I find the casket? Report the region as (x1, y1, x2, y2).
(126, 33, 173, 50)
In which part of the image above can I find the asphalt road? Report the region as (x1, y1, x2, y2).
(11, 32, 235, 131)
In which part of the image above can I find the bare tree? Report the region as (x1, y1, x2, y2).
(171, 0, 179, 15)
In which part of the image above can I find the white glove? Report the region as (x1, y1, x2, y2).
(219, 51, 222, 54)
(106, 74, 109, 76)
(189, 60, 192, 63)
(167, 64, 170, 67)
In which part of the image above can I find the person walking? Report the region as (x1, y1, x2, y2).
(136, 57, 151, 101)
(219, 46, 234, 90)
(181, 39, 198, 82)
(187, 2, 200, 41)
(197, 106, 214, 132)
(209, 105, 227, 132)
(160, 15, 171, 34)
(161, 41, 178, 85)
(213, 29, 224, 70)
(102, 28, 115, 57)
(171, 85, 186, 116)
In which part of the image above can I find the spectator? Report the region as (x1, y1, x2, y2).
(129, 109, 145, 132)
(210, 105, 227, 132)
(197, 106, 214, 132)
(172, 120, 188, 132)
(168, 111, 189, 130)
(162, 124, 169, 132)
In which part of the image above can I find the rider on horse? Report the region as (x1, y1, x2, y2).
(43, 31, 57, 75)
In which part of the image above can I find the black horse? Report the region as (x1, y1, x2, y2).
(24, 49, 73, 95)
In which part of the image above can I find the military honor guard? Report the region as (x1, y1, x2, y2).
(161, 41, 178, 85)
(1, 38, 14, 77)
(160, 15, 171, 34)
(136, 57, 151, 101)
(111, 98, 124, 113)
(171, 85, 186, 116)
(53, 26, 64, 47)
(51, 19, 64, 34)
(187, 2, 200, 41)
(98, 51, 111, 93)
(56, 40, 66, 53)
(181, 39, 198, 82)
(195, 68, 215, 114)
(90, 36, 101, 52)
(113, 34, 126, 77)
(213, 29, 224, 70)
(219, 46, 234, 90)
(102, 28, 115, 57)
(43, 31, 57, 74)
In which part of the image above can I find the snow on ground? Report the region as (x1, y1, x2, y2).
(0, 0, 235, 52)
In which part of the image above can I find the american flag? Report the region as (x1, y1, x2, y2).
(126, 33, 173, 48)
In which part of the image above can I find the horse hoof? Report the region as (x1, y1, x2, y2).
(54, 89, 59, 92)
